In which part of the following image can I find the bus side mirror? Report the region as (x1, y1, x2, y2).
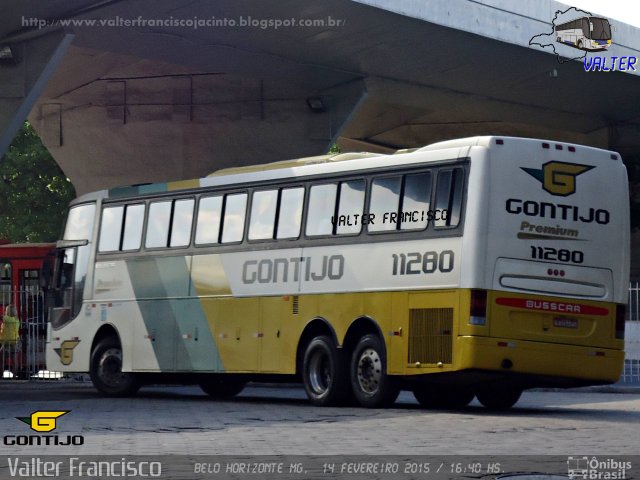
(39, 258, 52, 290)
(39, 251, 62, 290)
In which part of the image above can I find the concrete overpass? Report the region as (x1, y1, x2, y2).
(1, 0, 640, 195)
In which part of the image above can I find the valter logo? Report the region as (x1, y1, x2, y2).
(521, 161, 594, 196)
(4, 410, 84, 446)
(529, 7, 636, 71)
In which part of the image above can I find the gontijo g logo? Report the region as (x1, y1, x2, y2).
(17, 410, 68, 432)
(521, 161, 594, 196)
(4, 410, 84, 445)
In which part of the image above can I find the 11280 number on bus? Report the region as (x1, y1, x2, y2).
(391, 251, 455, 275)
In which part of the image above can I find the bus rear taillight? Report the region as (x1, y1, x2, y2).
(615, 304, 626, 340)
(469, 289, 487, 325)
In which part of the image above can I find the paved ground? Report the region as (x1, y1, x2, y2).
(0, 382, 638, 456)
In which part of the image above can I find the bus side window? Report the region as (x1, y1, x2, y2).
(368, 176, 401, 232)
(122, 204, 145, 251)
(277, 187, 304, 239)
(98, 206, 124, 252)
(249, 190, 278, 240)
(145, 201, 172, 248)
(306, 184, 337, 237)
(221, 193, 247, 243)
(195, 196, 223, 244)
(434, 168, 464, 228)
(170, 199, 195, 247)
(401, 172, 432, 230)
(336, 180, 366, 235)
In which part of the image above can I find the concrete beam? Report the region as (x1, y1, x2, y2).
(0, 30, 74, 158)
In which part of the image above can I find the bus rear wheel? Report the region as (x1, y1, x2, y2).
(350, 334, 399, 408)
(200, 376, 246, 399)
(90, 338, 140, 396)
(302, 335, 350, 406)
(413, 386, 475, 409)
(475, 385, 522, 410)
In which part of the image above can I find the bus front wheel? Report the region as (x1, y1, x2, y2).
(475, 385, 522, 410)
(90, 338, 140, 396)
(302, 335, 350, 406)
(350, 334, 399, 408)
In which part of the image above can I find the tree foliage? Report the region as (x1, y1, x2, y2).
(0, 122, 75, 242)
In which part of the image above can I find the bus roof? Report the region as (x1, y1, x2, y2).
(209, 151, 385, 176)
(71, 136, 619, 204)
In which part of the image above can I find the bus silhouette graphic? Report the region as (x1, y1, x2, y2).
(555, 16, 612, 51)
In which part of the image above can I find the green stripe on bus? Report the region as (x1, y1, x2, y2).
(126, 257, 223, 372)
(108, 183, 168, 198)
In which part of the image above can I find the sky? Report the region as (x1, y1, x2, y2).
(569, 0, 640, 28)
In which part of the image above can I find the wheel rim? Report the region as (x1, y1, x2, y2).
(98, 347, 127, 388)
(308, 349, 331, 395)
(356, 347, 382, 395)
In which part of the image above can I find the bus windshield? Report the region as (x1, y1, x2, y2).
(590, 18, 611, 40)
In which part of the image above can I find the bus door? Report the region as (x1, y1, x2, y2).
(48, 240, 89, 331)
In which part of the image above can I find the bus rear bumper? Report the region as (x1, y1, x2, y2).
(455, 335, 624, 386)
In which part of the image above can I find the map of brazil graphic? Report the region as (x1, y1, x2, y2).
(529, 7, 605, 64)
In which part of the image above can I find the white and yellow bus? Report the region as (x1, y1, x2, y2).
(45, 136, 629, 409)
(555, 16, 613, 51)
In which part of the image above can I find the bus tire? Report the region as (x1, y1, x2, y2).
(350, 334, 399, 408)
(200, 377, 246, 399)
(302, 335, 350, 406)
(577, 40, 583, 49)
(90, 338, 140, 396)
(413, 386, 475, 409)
(475, 385, 522, 410)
